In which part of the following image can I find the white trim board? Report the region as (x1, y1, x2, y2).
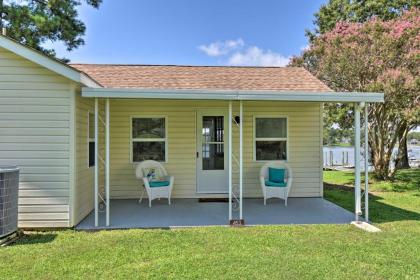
(0, 35, 101, 88)
(82, 88, 384, 103)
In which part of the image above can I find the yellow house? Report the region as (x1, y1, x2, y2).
(0, 35, 384, 229)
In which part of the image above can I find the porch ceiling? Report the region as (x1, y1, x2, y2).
(82, 87, 384, 103)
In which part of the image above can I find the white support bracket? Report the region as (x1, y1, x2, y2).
(105, 98, 110, 227)
(94, 98, 111, 227)
(354, 102, 363, 221)
(364, 103, 369, 222)
(228, 101, 232, 221)
(239, 100, 243, 221)
(94, 98, 99, 227)
(98, 115, 105, 126)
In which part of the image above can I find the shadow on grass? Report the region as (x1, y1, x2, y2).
(324, 183, 420, 224)
(389, 168, 420, 192)
(10, 233, 57, 246)
(325, 168, 420, 192)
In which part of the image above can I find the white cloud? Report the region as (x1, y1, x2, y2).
(228, 46, 290, 67)
(198, 38, 244, 57)
(199, 39, 290, 66)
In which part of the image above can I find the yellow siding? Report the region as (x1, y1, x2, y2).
(1, 44, 324, 227)
(0, 47, 72, 227)
(73, 92, 94, 225)
(73, 92, 106, 225)
(108, 99, 322, 199)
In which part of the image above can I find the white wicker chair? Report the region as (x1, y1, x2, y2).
(259, 162, 293, 206)
(135, 160, 174, 207)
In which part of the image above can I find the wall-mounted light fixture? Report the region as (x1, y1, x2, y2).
(234, 116, 240, 124)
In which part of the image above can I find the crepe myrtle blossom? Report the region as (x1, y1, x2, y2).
(291, 8, 419, 179)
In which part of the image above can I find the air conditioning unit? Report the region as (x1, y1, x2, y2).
(0, 166, 19, 239)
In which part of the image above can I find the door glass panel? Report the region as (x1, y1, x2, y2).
(202, 116, 224, 142)
(202, 116, 224, 170)
(202, 144, 224, 170)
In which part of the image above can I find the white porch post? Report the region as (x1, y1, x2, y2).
(105, 98, 110, 226)
(239, 100, 243, 220)
(354, 102, 362, 221)
(364, 103, 369, 222)
(228, 101, 233, 221)
(94, 98, 99, 227)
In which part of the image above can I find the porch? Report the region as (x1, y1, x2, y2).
(76, 198, 354, 229)
(79, 86, 383, 228)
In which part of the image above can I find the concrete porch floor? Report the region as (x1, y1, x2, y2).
(76, 198, 354, 230)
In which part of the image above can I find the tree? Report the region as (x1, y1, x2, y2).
(305, 0, 420, 168)
(310, 0, 419, 36)
(292, 9, 420, 179)
(408, 131, 420, 141)
(323, 126, 354, 146)
(0, 0, 102, 59)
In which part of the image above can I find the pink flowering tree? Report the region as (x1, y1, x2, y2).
(291, 9, 420, 179)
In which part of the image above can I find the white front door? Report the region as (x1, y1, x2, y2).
(196, 110, 229, 193)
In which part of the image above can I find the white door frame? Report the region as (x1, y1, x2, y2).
(196, 109, 229, 194)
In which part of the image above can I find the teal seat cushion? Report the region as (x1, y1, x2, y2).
(265, 179, 287, 187)
(268, 167, 285, 183)
(149, 180, 170, 188)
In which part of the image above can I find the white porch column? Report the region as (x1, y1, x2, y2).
(354, 102, 362, 221)
(94, 98, 99, 227)
(105, 98, 110, 226)
(239, 100, 243, 220)
(228, 101, 233, 221)
(364, 103, 369, 222)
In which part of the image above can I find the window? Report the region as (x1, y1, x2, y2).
(254, 117, 287, 161)
(131, 117, 167, 162)
(88, 112, 95, 167)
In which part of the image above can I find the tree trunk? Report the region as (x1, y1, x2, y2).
(369, 104, 401, 180)
(395, 129, 410, 169)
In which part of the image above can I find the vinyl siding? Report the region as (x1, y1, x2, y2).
(0, 47, 72, 227)
(73, 92, 105, 225)
(108, 99, 322, 199)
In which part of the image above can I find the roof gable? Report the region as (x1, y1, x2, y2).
(0, 35, 101, 88)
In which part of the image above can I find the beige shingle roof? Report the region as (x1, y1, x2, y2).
(70, 64, 332, 92)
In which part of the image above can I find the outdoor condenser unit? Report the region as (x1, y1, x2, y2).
(0, 166, 19, 238)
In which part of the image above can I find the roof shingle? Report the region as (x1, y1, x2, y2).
(70, 64, 332, 92)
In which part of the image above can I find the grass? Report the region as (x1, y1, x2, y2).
(324, 169, 420, 226)
(0, 169, 419, 279)
(324, 168, 420, 192)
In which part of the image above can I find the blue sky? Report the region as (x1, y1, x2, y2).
(50, 0, 327, 66)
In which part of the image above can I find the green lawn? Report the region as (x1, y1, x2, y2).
(324, 169, 420, 224)
(0, 169, 419, 279)
(324, 168, 420, 192)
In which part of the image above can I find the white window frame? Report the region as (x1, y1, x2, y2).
(88, 111, 95, 168)
(253, 115, 289, 162)
(130, 116, 168, 163)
